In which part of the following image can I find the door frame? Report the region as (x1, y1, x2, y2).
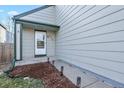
(34, 30, 47, 57)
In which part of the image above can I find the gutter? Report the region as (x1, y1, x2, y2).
(15, 19, 60, 29)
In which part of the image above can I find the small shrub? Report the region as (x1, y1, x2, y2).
(0, 74, 44, 88)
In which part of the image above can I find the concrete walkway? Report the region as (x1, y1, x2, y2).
(54, 60, 113, 88)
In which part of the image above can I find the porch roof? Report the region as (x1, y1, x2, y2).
(15, 19, 60, 31)
(14, 6, 53, 19)
(13, 5, 60, 31)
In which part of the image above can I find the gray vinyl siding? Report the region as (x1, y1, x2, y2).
(47, 31, 56, 57)
(22, 27, 55, 59)
(22, 27, 34, 59)
(20, 6, 56, 25)
(55, 5, 124, 84)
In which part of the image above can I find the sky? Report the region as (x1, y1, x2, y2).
(0, 5, 40, 26)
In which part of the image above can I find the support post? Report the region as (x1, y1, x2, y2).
(76, 76, 81, 88)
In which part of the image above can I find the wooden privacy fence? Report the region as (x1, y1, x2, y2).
(0, 43, 14, 65)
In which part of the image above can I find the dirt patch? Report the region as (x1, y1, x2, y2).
(10, 62, 77, 88)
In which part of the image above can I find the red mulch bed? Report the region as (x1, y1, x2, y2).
(10, 62, 77, 88)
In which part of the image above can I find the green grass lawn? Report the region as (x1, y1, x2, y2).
(0, 73, 44, 88)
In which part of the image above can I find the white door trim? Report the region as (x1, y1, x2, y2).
(35, 30, 47, 56)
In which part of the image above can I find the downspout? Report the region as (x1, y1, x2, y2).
(4, 17, 16, 74)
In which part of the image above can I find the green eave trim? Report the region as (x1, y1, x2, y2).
(14, 5, 54, 19)
(15, 19, 60, 29)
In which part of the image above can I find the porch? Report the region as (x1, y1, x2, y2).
(14, 6, 59, 62)
(15, 56, 55, 66)
(14, 18, 59, 62)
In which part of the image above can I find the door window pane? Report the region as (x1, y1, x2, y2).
(37, 39, 44, 48)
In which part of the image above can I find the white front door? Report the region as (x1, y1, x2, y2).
(35, 31, 46, 56)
